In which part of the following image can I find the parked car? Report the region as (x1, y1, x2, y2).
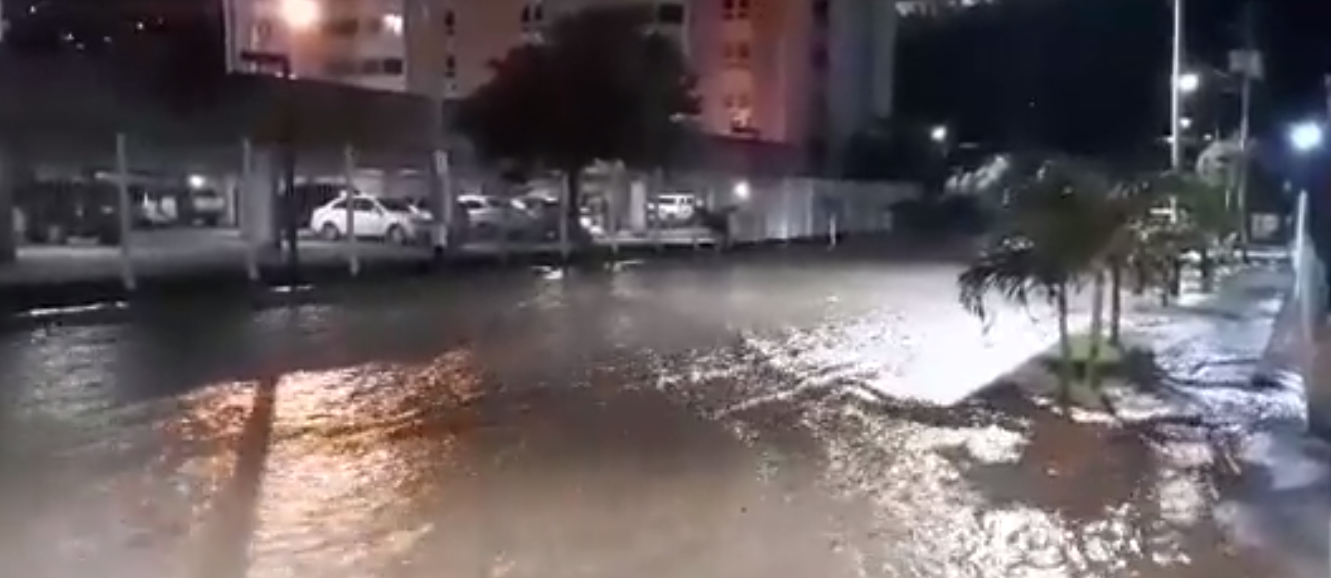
(289, 183, 350, 228)
(458, 194, 530, 239)
(14, 180, 122, 245)
(309, 195, 431, 244)
(648, 193, 698, 224)
(132, 185, 178, 228)
(180, 187, 226, 227)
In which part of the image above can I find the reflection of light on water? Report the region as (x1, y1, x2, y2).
(248, 355, 482, 577)
(739, 301, 1089, 407)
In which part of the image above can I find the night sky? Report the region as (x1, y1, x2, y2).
(4, 0, 1330, 157)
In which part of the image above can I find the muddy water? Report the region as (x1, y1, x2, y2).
(0, 251, 1282, 577)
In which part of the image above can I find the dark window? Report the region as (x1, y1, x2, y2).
(325, 59, 358, 75)
(521, 3, 544, 25)
(328, 200, 347, 210)
(810, 44, 828, 70)
(444, 55, 457, 77)
(813, 0, 829, 26)
(656, 2, 685, 24)
(723, 0, 749, 20)
(443, 10, 455, 34)
(324, 18, 359, 36)
(382, 58, 404, 75)
(351, 198, 377, 212)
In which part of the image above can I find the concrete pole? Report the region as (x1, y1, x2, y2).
(240, 139, 259, 282)
(558, 173, 571, 260)
(0, 147, 15, 266)
(115, 133, 137, 292)
(342, 145, 360, 276)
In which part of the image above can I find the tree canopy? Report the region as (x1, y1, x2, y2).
(454, 6, 700, 177)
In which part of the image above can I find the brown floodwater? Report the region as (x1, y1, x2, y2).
(0, 248, 1290, 577)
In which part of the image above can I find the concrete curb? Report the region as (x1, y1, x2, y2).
(0, 233, 951, 316)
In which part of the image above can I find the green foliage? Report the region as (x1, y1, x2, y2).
(454, 6, 701, 176)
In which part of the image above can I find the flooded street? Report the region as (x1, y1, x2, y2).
(0, 247, 1289, 577)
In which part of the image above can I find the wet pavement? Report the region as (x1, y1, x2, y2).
(0, 245, 1297, 578)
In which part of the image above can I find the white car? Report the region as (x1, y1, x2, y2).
(310, 195, 429, 244)
(650, 193, 697, 223)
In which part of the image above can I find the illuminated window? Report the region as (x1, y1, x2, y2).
(382, 13, 403, 35)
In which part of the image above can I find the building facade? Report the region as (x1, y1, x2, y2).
(224, 0, 899, 167)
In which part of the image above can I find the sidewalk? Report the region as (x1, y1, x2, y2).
(1182, 262, 1331, 578)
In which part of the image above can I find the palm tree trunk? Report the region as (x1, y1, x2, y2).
(1086, 269, 1106, 393)
(1199, 247, 1214, 293)
(1055, 284, 1073, 412)
(1109, 261, 1123, 345)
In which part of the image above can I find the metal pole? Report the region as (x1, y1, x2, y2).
(1169, 0, 1185, 171)
(280, 58, 300, 283)
(114, 133, 136, 292)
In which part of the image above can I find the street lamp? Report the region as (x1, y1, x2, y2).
(1287, 120, 1322, 262)
(1177, 71, 1201, 95)
(1289, 121, 1324, 154)
(930, 124, 948, 144)
(733, 180, 750, 202)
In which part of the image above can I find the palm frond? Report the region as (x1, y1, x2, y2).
(957, 245, 1047, 326)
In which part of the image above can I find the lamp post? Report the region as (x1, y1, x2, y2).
(237, 0, 321, 284)
(1283, 121, 1315, 295)
(1169, 0, 1185, 170)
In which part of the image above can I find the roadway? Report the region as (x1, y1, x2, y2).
(0, 243, 1286, 578)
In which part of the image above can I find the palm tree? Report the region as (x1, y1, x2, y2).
(958, 159, 1125, 405)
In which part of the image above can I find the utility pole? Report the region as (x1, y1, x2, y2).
(1234, 0, 1257, 248)
(1169, 0, 1185, 171)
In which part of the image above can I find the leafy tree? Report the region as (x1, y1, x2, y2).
(454, 5, 700, 237)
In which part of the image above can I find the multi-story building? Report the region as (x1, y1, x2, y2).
(224, 0, 899, 167)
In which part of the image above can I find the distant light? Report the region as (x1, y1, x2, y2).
(278, 0, 322, 30)
(733, 180, 750, 201)
(382, 13, 404, 35)
(1177, 72, 1201, 94)
(1289, 121, 1323, 153)
(188, 174, 206, 189)
(930, 124, 948, 143)
(1179, 117, 1193, 129)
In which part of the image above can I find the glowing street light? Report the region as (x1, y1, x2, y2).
(733, 180, 750, 201)
(278, 0, 322, 31)
(930, 124, 948, 143)
(1288, 121, 1323, 154)
(1176, 71, 1200, 94)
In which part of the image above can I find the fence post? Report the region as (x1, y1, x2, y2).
(558, 173, 571, 261)
(114, 133, 136, 292)
(342, 145, 360, 277)
(239, 139, 260, 282)
(608, 163, 621, 256)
